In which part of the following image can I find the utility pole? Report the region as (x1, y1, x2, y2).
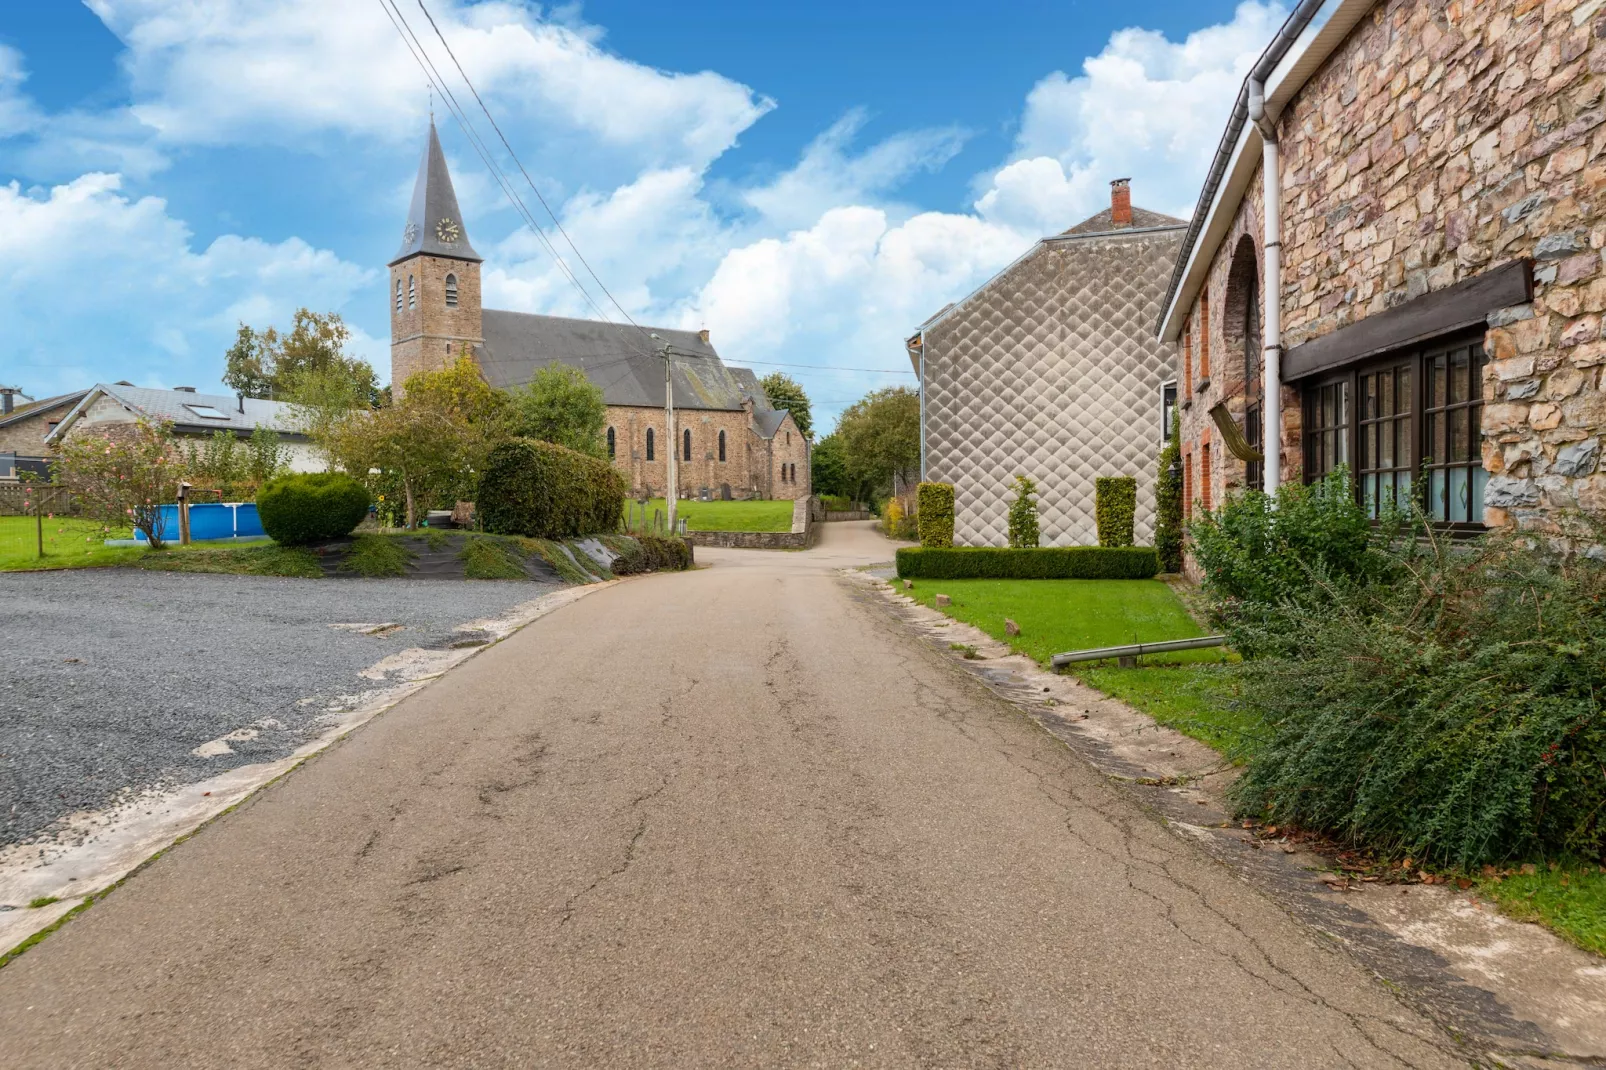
(651, 334, 678, 536)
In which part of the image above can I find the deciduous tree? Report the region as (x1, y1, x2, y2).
(52, 420, 184, 548)
(758, 372, 813, 439)
(836, 386, 920, 495)
(224, 309, 381, 407)
(509, 363, 608, 458)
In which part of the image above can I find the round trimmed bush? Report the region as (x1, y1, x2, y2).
(257, 472, 370, 546)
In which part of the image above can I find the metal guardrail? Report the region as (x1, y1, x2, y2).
(1050, 634, 1227, 668)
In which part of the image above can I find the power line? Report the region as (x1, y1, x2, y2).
(412, 0, 653, 349)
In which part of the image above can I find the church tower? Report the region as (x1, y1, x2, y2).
(389, 120, 483, 394)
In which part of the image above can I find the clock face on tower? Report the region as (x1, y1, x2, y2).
(436, 218, 460, 244)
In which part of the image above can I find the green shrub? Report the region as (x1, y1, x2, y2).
(917, 482, 955, 547)
(1188, 468, 1394, 656)
(819, 494, 855, 512)
(256, 472, 370, 546)
(1229, 531, 1606, 868)
(477, 438, 627, 539)
(1095, 476, 1137, 548)
(1154, 412, 1183, 572)
(896, 546, 1158, 580)
(609, 534, 692, 574)
(1007, 475, 1039, 548)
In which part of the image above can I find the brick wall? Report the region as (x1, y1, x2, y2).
(1179, 0, 1606, 535)
(0, 400, 77, 456)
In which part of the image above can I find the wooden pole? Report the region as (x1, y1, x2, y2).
(36, 502, 43, 560)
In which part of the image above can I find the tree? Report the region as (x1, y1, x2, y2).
(809, 433, 852, 498)
(224, 309, 381, 406)
(835, 386, 920, 495)
(53, 420, 184, 548)
(285, 361, 379, 471)
(759, 372, 813, 439)
(509, 363, 607, 458)
(179, 426, 291, 500)
(1007, 474, 1040, 548)
(329, 352, 511, 526)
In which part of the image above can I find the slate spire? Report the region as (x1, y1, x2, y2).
(390, 119, 482, 266)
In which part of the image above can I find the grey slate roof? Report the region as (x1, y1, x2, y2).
(1062, 204, 1185, 235)
(390, 120, 482, 266)
(478, 309, 770, 414)
(750, 408, 789, 439)
(46, 383, 311, 443)
(0, 389, 90, 429)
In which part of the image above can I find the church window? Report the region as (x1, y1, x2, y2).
(445, 273, 458, 308)
(718, 430, 726, 462)
(646, 428, 654, 461)
(408, 275, 416, 310)
(683, 428, 692, 461)
(607, 427, 616, 459)
(394, 278, 402, 313)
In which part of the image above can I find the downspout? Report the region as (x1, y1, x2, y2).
(1248, 79, 1283, 492)
(918, 331, 928, 482)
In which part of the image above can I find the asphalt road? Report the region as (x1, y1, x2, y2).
(0, 523, 1465, 1067)
(0, 570, 560, 845)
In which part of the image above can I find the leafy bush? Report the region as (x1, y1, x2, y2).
(1007, 475, 1039, 548)
(256, 472, 370, 546)
(1188, 469, 1393, 656)
(610, 534, 693, 574)
(896, 546, 1158, 580)
(882, 496, 918, 540)
(52, 419, 184, 549)
(1229, 531, 1606, 868)
(1154, 413, 1183, 572)
(819, 494, 856, 512)
(917, 482, 954, 547)
(478, 438, 626, 538)
(1095, 476, 1137, 548)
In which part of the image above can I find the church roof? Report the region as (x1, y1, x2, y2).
(390, 120, 482, 266)
(477, 310, 771, 414)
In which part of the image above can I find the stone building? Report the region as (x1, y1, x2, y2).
(910, 180, 1183, 545)
(388, 122, 807, 500)
(1161, 0, 1606, 544)
(0, 387, 90, 480)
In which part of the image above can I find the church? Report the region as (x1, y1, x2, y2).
(387, 122, 810, 501)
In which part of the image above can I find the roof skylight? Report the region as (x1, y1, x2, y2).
(184, 404, 230, 420)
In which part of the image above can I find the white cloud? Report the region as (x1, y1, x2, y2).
(0, 45, 40, 139)
(88, 0, 773, 168)
(0, 173, 375, 398)
(975, 1, 1284, 232)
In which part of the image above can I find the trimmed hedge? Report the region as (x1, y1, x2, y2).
(257, 472, 370, 546)
(895, 545, 1159, 580)
(610, 534, 693, 574)
(478, 438, 626, 538)
(917, 482, 954, 547)
(1095, 476, 1137, 548)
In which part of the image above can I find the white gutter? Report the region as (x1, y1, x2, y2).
(1248, 78, 1284, 492)
(918, 333, 928, 482)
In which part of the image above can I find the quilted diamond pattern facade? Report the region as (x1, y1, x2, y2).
(923, 227, 1184, 547)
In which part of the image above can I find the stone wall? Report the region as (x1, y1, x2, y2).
(0, 399, 78, 457)
(1177, 0, 1606, 534)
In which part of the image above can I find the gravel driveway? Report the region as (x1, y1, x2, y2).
(1, 570, 563, 846)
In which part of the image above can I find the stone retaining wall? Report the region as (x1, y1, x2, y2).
(683, 496, 817, 549)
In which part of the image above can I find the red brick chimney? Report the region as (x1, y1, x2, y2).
(1110, 178, 1132, 227)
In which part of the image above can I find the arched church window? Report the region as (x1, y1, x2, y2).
(394, 278, 402, 313)
(646, 428, 655, 461)
(408, 275, 416, 310)
(445, 273, 458, 308)
(718, 430, 726, 462)
(683, 428, 692, 461)
(607, 427, 616, 459)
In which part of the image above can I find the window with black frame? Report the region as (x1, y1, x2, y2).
(1357, 358, 1414, 517)
(1302, 379, 1350, 482)
(1422, 338, 1489, 524)
(1243, 269, 1263, 491)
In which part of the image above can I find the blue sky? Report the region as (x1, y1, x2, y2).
(0, 0, 1281, 429)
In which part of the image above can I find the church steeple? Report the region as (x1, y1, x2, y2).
(390, 119, 481, 266)
(389, 120, 484, 394)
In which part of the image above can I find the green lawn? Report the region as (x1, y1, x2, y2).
(628, 497, 794, 533)
(1478, 862, 1606, 957)
(0, 515, 145, 571)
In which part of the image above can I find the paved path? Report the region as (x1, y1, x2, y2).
(0, 523, 1464, 1068)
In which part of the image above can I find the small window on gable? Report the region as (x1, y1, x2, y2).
(718, 429, 726, 462)
(395, 278, 402, 313)
(408, 275, 416, 310)
(607, 426, 616, 459)
(445, 273, 459, 308)
(683, 428, 692, 461)
(646, 428, 655, 461)
(786, 431, 791, 445)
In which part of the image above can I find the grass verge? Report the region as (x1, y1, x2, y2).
(139, 543, 322, 578)
(0, 515, 144, 571)
(340, 534, 413, 577)
(628, 497, 793, 533)
(1477, 862, 1606, 956)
